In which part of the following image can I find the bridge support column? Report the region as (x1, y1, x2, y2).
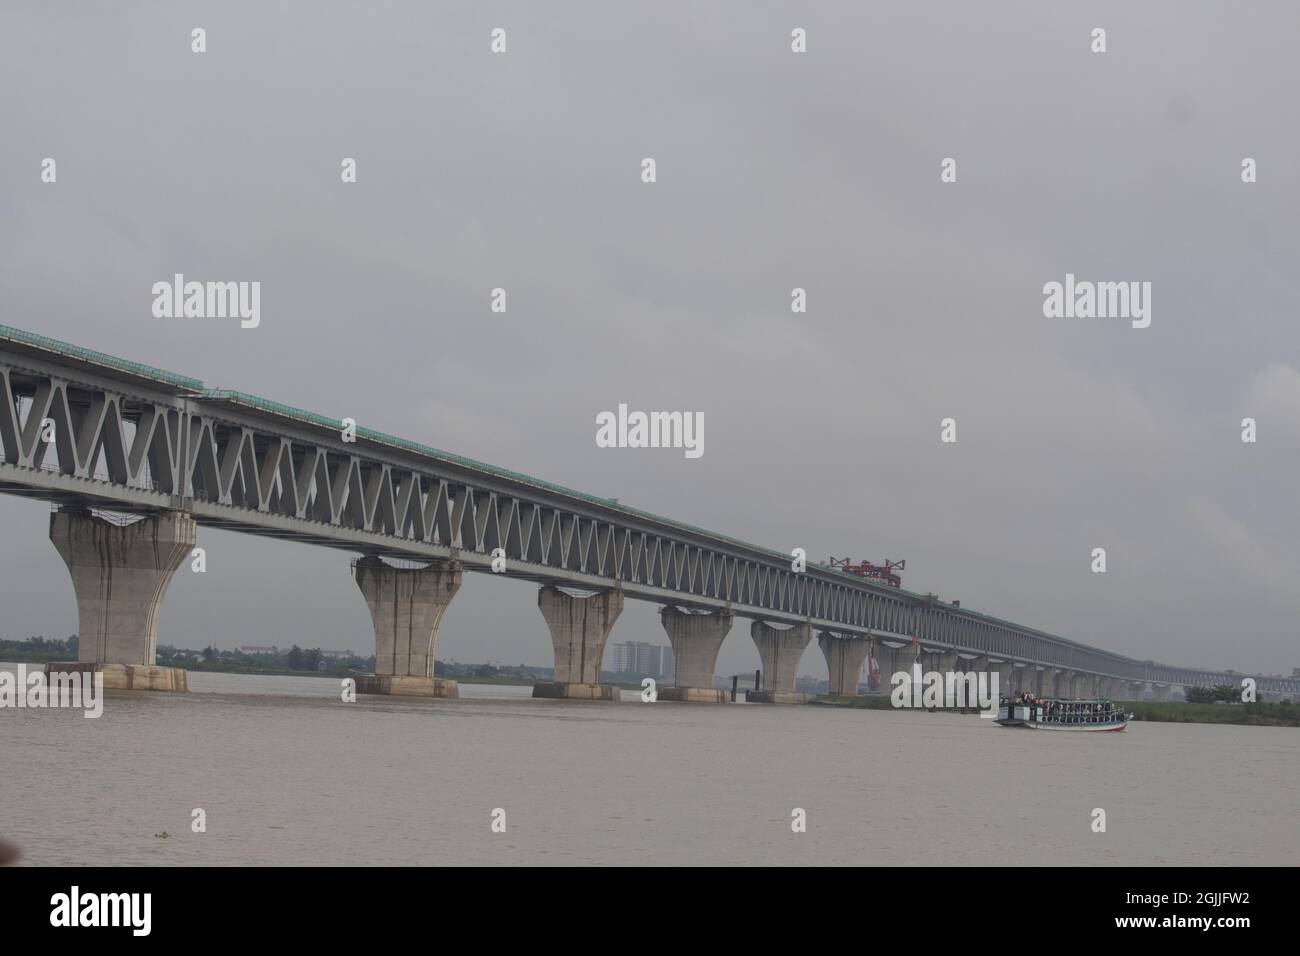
(47, 507, 194, 692)
(1013, 666, 1029, 694)
(352, 556, 461, 697)
(533, 586, 623, 701)
(987, 660, 1008, 697)
(818, 632, 870, 697)
(658, 606, 731, 702)
(936, 649, 958, 675)
(874, 641, 917, 692)
(1007, 665, 1027, 694)
(977, 657, 1007, 700)
(747, 621, 812, 703)
(1152, 683, 1171, 702)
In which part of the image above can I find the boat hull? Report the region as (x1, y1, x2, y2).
(995, 700, 1129, 731)
(996, 719, 1127, 731)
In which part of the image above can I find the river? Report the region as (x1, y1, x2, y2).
(2, 666, 1296, 865)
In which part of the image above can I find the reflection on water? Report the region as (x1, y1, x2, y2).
(2, 664, 1297, 865)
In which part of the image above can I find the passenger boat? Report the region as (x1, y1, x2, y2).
(995, 696, 1129, 731)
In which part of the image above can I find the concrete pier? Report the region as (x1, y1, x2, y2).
(875, 641, 918, 689)
(48, 507, 195, 691)
(1001, 664, 1019, 694)
(973, 655, 1006, 700)
(994, 661, 1015, 697)
(42, 660, 189, 691)
(747, 621, 811, 703)
(818, 631, 869, 697)
(353, 556, 462, 697)
(658, 606, 731, 702)
(533, 586, 623, 701)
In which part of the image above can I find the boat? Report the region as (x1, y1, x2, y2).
(995, 696, 1130, 731)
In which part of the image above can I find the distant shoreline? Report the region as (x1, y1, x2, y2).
(6, 654, 1294, 724)
(0, 656, 646, 690)
(812, 694, 1299, 726)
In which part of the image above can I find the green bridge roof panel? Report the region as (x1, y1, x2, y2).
(0, 323, 205, 391)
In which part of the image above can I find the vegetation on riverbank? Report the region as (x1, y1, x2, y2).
(2, 636, 654, 687)
(0, 636, 77, 662)
(1124, 700, 1298, 727)
(811, 693, 1298, 726)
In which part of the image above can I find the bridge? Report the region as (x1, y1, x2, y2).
(2, 323, 1295, 702)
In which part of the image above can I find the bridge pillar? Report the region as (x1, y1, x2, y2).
(47, 507, 194, 691)
(993, 661, 1014, 697)
(352, 556, 461, 697)
(818, 631, 870, 697)
(658, 606, 731, 702)
(1152, 683, 1171, 702)
(1032, 666, 1050, 695)
(1012, 664, 1031, 695)
(978, 657, 1007, 700)
(747, 621, 812, 703)
(533, 586, 623, 701)
(1006, 664, 1026, 694)
(874, 641, 917, 691)
(936, 649, 959, 675)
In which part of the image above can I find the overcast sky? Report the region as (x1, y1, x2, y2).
(3, 2, 1298, 679)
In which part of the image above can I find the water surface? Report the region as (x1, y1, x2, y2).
(2, 666, 1296, 865)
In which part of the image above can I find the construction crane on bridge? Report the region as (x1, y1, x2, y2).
(828, 556, 905, 588)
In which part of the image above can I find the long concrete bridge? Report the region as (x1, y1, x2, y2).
(2, 324, 1295, 702)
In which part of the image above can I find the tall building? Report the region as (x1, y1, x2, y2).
(634, 642, 658, 675)
(611, 641, 671, 678)
(612, 642, 638, 673)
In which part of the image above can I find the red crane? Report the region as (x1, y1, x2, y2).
(828, 556, 906, 588)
